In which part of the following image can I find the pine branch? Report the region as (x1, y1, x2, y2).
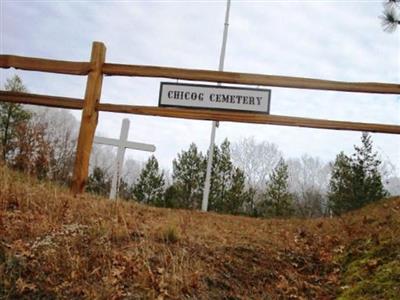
(381, 7, 400, 32)
(384, 0, 400, 9)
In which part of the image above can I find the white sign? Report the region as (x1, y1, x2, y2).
(159, 82, 271, 113)
(94, 119, 156, 200)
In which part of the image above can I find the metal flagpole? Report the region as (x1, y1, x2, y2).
(202, 0, 231, 212)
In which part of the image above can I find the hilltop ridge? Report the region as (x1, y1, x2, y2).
(1, 165, 399, 299)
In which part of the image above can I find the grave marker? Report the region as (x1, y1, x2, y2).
(94, 118, 156, 199)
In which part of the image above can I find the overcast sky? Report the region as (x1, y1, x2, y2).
(1, 0, 399, 175)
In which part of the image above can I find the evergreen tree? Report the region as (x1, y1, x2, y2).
(166, 140, 252, 214)
(224, 167, 250, 215)
(327, 152, 354, 214)
(328, 133, 388, 214)
(86, 166, 111, 197)
(260, 158, 294, 217)
(132, 155, 165, 206)
(352, 133, 388, 205)
(381, 0, 400, 32)
(209, 139, 234, 212)
(164, 185, 181, 208)
(206, 139, 251, 214)
(167, 143, 206, 209)
(1, 75, 31, 161)
(242, 187, 258, 217)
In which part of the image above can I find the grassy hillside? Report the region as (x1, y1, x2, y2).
(1, 165, 399, 299)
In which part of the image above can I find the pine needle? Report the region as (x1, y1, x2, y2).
(384, 0, 400, 10)
(381, 7, 400, 33)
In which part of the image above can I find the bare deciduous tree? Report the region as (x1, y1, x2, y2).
(287, 155, 331, 217)
(30, 107, 79, 183)
(231, 136, 282, 189)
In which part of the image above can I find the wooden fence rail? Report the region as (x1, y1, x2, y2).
(0, 91, 84, 109)
(1, 90, 400, 135)
(0, 41, 399, 194)
(0, 55, 91, 75)
(1, 54, 400, 94)
(102, 63, 400, 94)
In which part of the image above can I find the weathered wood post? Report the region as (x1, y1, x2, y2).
(71, 41, 106, 195)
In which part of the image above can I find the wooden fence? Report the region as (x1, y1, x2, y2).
(1, 41, 399, 194)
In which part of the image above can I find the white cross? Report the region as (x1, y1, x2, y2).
(94, 118, 156, 200)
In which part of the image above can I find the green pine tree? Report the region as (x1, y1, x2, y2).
(1, 75, 31, 161)
(164, 185, 181, 209)
(381, 0, 400, 32)
(224, 167, 250, 215)
(327, 152, 354, 214)
(133, 155, 165, 206)
(352, 133, 388, 205)
(260, 158, 294, 217)
(206, 139, 251, 214)
(328, 133, 388, 214)
(167, 143, 206, 209)
(86, 166, 111, 197)
(242, 187, 258, 217)
(209, 139, 234, 212)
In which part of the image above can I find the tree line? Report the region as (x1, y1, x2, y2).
(87, 133, 391, 218)
(1, 75, 395, 218)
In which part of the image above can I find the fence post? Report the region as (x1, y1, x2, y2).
(71, 41, 106, 195)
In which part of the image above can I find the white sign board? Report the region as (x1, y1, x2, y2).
(159, 82, 271, 113)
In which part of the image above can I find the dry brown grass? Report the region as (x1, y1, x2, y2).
(1, 165, 399, 299)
